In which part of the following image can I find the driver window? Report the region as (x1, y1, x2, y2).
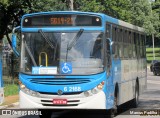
(106, 40, 111, 74)
(106, 23, 111, 75)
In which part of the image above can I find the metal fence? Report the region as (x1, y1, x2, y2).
(2, 51, 19, 85)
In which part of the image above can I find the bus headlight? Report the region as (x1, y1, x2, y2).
(19, 81, 39, 97)
(84, 91, 90, 97)
(84, 81, 105, 97)
(97, 81, 105, 90)
(91, 88, 98, 94)
(19, 81, 26, 89)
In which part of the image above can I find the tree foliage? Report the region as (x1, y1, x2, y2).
(103, 0, 132, 23)
(151, 0, 160, 38)
(0, 0, 69, 45)
(74, 0, 104, 12)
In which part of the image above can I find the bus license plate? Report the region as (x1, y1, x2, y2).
(53, 99, 67, 105)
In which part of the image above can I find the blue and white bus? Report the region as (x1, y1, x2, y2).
(12, 11, 147, 116)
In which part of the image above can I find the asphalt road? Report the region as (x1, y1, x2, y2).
(2, 69, 160, 118)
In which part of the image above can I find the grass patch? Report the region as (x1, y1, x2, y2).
(146, 48, 160, 52)
(147, 57, 160, 61)
(4, 84, 19, 97)
(146, 53, 160, 57)
(146, 47, 160, 63)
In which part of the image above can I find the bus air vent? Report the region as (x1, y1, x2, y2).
(29, 78, 91, 85)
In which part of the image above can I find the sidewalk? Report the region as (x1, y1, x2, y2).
(0, 94, 19, 109)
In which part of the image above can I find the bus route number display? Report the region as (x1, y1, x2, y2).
(50, 17, 73, 25)
(22, 14, 102, 27)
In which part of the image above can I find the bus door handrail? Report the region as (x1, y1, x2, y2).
(39, 52, 48, 67)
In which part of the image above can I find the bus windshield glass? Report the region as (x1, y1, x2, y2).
(20, 31, 104, 75)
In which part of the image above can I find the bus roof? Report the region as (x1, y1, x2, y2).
(22, 11, 105, 19)
(103, 13, 144, 32)
(22, 11, 144, 32)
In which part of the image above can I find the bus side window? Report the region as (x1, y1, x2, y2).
(106, 40, 111, 75)
(106, 23, 112, 75)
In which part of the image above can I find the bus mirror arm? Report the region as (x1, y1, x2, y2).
(12, 26, 20, 57)
(106, 38, 114, 46)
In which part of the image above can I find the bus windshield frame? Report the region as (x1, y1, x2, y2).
(20, 31, 105, 75)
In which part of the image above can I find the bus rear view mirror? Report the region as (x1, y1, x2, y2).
(12, 34, 17, 48)
(12, 26, 20, 57)
(12, 34, 20, 57)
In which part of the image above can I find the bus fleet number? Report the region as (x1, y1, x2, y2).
(64, 87, 81, 92)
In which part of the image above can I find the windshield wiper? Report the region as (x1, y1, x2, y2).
(38, 29, 59, 61)
(66, 29, 84, 61)
(67, 29, 84, 50)
(24, 41, 37, 66)
(38, 29, 55, 49)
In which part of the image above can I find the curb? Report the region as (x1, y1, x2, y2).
(0, 102, 19, 109)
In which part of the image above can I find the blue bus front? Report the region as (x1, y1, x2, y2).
(18, 11, 113, 109)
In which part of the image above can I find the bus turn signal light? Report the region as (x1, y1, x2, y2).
(19, 81, 26, 89)
(97, 81, 105, 90)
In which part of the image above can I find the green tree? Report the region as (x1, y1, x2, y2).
(23, 0, 68, 13)
(0, 0, 68, 45)
(74, 0, 132, 22)
(129, 0, 158, 37)
(152, 0, 160, 38)
(74, 0, 104, 12)
(102, 0, 132, 23)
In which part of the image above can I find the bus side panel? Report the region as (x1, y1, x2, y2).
(111, 59, 121, 106)
(105, 76, 114, 109)
(118, 59, 137, 105)
(138, 58, 147, 95)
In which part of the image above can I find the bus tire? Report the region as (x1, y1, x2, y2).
(133, 82, 139, 108)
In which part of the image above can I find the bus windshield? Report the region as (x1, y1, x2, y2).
(20, 31, 104, 75)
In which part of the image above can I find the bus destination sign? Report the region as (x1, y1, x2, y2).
(50, 17, 73, 25)
(23, 14, 102, 27)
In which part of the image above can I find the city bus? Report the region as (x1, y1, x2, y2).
(12, 11, 147, 116)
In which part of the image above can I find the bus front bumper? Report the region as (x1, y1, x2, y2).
(19, 90, 106, 109)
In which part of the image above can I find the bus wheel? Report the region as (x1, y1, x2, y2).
(133, 83, 139, 108)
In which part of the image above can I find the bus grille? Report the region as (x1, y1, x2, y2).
(39, 92, 82, 95)
(41, 100, 79, 107)
(29, 78, 91, 85)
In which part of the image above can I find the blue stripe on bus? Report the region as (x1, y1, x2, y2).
(104, 59, 121, 109)
(19, 72, 107, 93)
(21, 11, 105, 19)
(21, 27, 105, 32)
